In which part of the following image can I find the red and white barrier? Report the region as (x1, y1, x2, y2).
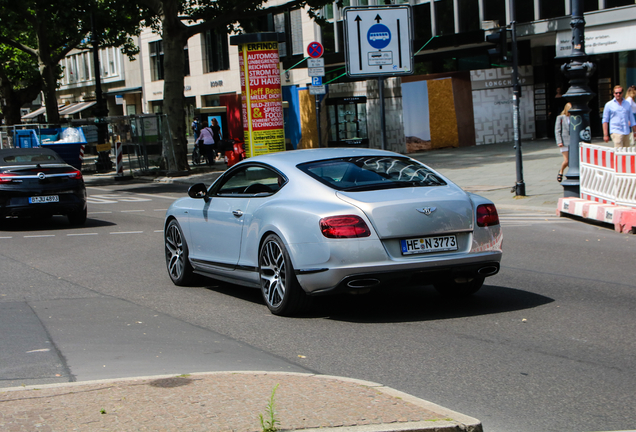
(560, 144, 636, 233)
(115, 141, 123, 176)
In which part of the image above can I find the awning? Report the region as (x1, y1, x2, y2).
(21, 106, 47, 120)
(105, 86, 142, 95)
(21, 104, 65, 120)
(59, 101, 97, 116)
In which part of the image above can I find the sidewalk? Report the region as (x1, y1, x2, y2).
(0, 372, 482, 432)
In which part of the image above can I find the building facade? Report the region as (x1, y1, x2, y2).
(50, 0, 636, 152)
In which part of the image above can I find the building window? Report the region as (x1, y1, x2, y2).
(149, 40, 164, 81)
(583, 0, 598, 12)
(513, 0, 534, 23)
(184, 44, 190, 76)
(413, 4, 433, 42)
(458, 0, 480, 32)
(435, 0, 455, 36)
(290, 9, 304, 56)
(539, 0, 565, 19)
(327, 97, 368, 146)
(484, 0, 506, 26)
(203, 30, 229, 73)
(605, 0, 633, 8)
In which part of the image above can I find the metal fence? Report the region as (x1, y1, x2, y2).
(0, 114, 173, 174)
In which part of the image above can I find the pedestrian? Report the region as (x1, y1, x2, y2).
(555, 102, 571, 182)
(197, 121, 216, 165)
(625, 85, 636, 145)
(191, 118, 200, 142)
(602, 85, 636, 148)
(210, 118, 222, 161)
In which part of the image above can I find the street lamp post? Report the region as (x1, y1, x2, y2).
(561, 0, 595, 197)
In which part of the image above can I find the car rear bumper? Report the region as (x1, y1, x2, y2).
(296, 251, 502, 295)
(0, 193, 86, 217)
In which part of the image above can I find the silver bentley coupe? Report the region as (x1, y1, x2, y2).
(164, 148, 502, 316)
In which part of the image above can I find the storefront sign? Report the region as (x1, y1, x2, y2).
(470, 66, 534, 90)
(238, 41, 285, 157)
(556, 21, 636, 58)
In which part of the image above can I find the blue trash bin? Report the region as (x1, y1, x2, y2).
(40, 128, 87, 170)
(13, 130, 40, 148)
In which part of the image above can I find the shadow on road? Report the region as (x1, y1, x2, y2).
(199, 280, 553, 323)
(0, 216, 116, 232)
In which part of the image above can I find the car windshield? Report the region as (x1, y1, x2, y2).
(297, 156, 446, 191)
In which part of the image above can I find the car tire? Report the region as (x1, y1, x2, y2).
(433, 276, 485, 298)
(68, 207, 87, 226)
(165, 219, 196, 286)
(259, 234, 310, 316)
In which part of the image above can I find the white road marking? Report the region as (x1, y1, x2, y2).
(26, 348, 51, 353)
(121, 210, 145, 213)
(0, 236, 13, 239)
(88, 211, 112, 214)
(67, 233, 99, 236)
(109, 231, 143, 235)
(24, 235, 55, 238)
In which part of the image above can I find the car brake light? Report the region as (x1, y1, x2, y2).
(0, 174, 17, 183)
(477, 204, 499, 227)
(68, 170, 83, 180)
(320, 215, 371, 238)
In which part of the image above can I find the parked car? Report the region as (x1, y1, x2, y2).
(0, 148, 87, 225)
(164, 148, 502, 316)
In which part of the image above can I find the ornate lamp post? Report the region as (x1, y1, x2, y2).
(561, 0, 595, 197)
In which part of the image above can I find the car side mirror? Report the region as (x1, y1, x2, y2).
(188, 183, 209, 200)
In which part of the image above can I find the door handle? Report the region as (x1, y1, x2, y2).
(232, 210, 243, 217)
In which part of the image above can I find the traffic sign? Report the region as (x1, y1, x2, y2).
(308, 67, 325, 77)
(308, 58, 324, 68)
(312, 76, 323, 86)
(343, 6, 413, 77)
(307, 41, 324, 59)
(309, 85, 326, 95)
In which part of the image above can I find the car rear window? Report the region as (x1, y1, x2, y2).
(297, 156, 446, 191)
(3, 154, 58, 163)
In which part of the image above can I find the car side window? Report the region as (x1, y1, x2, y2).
(215, 166, 285, 197)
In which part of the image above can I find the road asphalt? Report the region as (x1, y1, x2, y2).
(0, 138, 611, 432)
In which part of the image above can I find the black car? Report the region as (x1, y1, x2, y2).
(0, 148, 87, 225)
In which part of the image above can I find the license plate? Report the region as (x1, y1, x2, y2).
(29, 195, 59, 204)
(401, 235, 457, 255)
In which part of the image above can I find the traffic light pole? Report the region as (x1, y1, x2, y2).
(510, 8, 525, 196)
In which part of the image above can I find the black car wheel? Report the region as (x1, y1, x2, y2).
(68, 207, 87, 226)
(259, 234, 309, 316)
(433, 276, 485, 298)
(165, 219, 196, 286)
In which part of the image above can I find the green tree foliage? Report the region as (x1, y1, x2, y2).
(136, 0, 334, 171)
(0, 0, 150, 124)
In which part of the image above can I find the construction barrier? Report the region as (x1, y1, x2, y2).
(561, 144, 636, 234)
(579, 144, 636, 208)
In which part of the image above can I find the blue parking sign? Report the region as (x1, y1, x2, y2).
(312, 76, 322, 86)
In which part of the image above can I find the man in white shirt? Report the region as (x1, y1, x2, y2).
(602, 85, 636, 148)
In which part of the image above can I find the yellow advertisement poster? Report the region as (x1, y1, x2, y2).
(239, 41, 286, 158)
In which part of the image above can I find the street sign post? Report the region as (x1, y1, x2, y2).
(343, 6, 413, 78)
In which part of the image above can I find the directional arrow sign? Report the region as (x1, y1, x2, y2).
(343, 6, 413, 78)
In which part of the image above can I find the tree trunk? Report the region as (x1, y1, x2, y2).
(160, 4, 190, 172)
(0, 80, 41, 126)
(41, 65, 60, 124)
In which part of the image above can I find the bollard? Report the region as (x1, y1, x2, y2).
(116, 141, 123, 176)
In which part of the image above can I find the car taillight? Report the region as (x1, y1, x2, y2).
(477, 204, 499, 227)
(0, 174, 17, 183)
(68, 170, 83, 180)
(320, 215, 371, 238)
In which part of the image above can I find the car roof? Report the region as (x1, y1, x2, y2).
(243, 148, 404, 170)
